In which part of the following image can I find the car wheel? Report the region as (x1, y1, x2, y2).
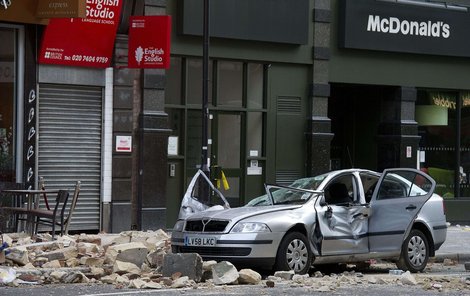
(396, 229, 429, 273)
(274, 232, 312, 274)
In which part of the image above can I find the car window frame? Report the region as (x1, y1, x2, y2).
(324, 173, 357, 206)
(372, 168, 436, 202)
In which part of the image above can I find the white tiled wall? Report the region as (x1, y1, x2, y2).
(102, 67, 113, 203)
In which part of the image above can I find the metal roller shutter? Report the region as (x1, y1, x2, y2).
(38, 84, 102, 232)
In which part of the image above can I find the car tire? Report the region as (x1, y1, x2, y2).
(274, 232, 312, 274)
(396, 229, 429, 273)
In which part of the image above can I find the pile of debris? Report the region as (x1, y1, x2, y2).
(0, 230, 265, 288)
(0, 230, 469, 293)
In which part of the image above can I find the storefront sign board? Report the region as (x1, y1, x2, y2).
(128, 16, 172, 69)
(36, 0, 86, 18)
(339, 0, 470, 57)
(38, 0, 123, 68)
(0, 0, 48, 25)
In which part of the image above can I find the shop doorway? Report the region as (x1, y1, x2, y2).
(38, 84, 103, 232)
(329, 84, 382, 171)
(211, 112, 243, 206)
(0, 25, 23, 183)
(184, 110, 244, 207)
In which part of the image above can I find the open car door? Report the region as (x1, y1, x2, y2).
(178, 170, 230, 219)
(315, 173, 370, 256)
(368, 168, 436, 254)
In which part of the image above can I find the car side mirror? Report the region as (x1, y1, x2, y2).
(325, 206, 333, 219)
(319, 195, 327, 207)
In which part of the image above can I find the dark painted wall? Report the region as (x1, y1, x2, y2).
(181, 0, 309, 45)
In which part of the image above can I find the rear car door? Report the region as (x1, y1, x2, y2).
(368, 168, 436, 253)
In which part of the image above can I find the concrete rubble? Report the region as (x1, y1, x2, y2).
(0, 230, 468, 293)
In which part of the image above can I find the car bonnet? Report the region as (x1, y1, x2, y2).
(183, 204, 302, 222)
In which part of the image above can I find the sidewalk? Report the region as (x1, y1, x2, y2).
(434, 224, 470, 263)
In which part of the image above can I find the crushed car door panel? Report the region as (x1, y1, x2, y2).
(315, 174, 370, 256)
(368, 169, 436, 253)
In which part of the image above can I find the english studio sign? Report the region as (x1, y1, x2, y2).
(128, 16, 172, 69)
(339, 0, 470, 57)
(39, 0, 122, 68)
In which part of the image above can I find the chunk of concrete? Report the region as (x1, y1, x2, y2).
(274, 270, 295, 280)
(162, 253, 203, 282)
(104, 242, 148, 267)
(41, 246, 78, 262)
(113, 260, 141, 274)
(5, 248, 29, 266)
(212, 261, 239, 285)
(238, 269, 261, 285)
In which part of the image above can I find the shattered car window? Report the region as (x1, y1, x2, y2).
(246, 175, 327, 207)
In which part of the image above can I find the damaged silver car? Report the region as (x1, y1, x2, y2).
(171, 168, 447, 274)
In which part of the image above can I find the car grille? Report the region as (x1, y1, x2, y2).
(185, 219, 229, 232)
(177, 246, 252, 256)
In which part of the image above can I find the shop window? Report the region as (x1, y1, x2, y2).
(187, 59, 213, 105)
(166, 57, 182, 105)
(460, 92, 470, 197)
(186, 110, 202, 169)
(0, 27, 16, 182)
(165, 57, 267, 203)
(416, 90, 457, 198)
(217, 114, 241, 168)
(247, 112, 263, 157)
(247, 63, 264, 109)
(217, 61, 243, 107)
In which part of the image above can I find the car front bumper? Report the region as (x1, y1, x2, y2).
(171, 231, 285, 267)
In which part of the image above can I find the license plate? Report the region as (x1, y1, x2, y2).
(184, 236, 217, 246)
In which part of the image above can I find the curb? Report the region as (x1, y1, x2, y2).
(432, 253, 470, 264)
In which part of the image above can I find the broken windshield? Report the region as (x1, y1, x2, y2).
(246, 175, 327, 207)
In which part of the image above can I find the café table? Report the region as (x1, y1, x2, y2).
(0, 189, 59, 235)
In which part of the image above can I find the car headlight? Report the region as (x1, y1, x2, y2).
(231, 222, 271, 233)
(173, 220, 185, 232)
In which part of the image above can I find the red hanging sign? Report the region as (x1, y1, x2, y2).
(128, 16, 172, 69)
(38, 0, 123, 68)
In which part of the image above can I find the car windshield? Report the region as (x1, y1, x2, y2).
(246, 174, 328, 207)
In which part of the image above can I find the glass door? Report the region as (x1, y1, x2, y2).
(211, 112, 243, 206)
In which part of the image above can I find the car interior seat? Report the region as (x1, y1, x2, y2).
(328, 182, 352, 204)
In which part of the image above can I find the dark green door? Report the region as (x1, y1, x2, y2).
(267, 65, 310, 185)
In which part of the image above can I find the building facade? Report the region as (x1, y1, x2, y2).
(0, 0, 170, 233)
(1, 0, 469, 234)
(165, 0, 470, 225)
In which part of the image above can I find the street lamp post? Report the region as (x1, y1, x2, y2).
(201, 0, 210, 176)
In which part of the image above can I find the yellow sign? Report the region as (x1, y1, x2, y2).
(36, 0, 86, 18)
(430, 92, 470, 110)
